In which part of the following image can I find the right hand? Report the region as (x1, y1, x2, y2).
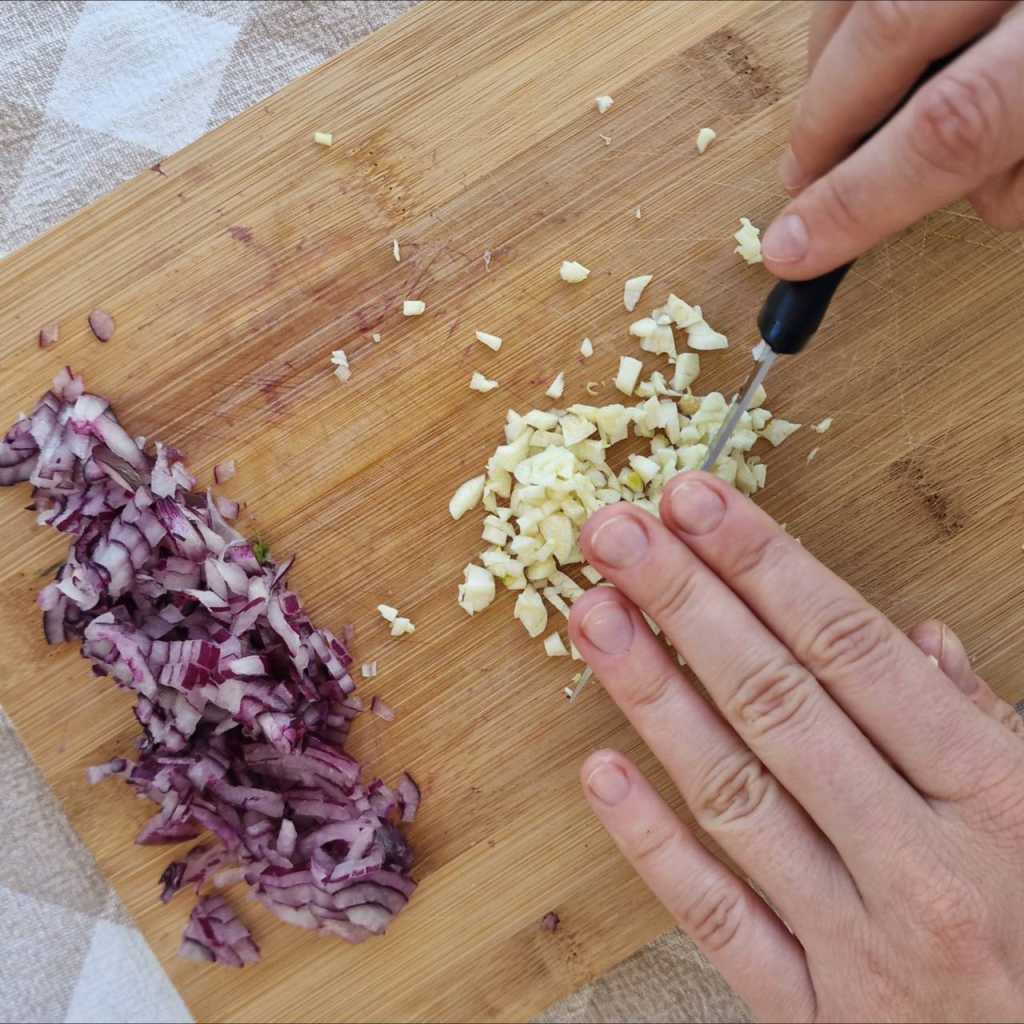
(762, 1, 1024, 280)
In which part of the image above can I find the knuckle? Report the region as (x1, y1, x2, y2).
(907, 72, 1005, 178)
(622, 664, 676, 712)
(630, 820, 683, 866)
(680, 880, 746, 953)
(692, 749, 774, 830)
(725, 531, 787, 582)
(900, 869, 993, 968)
(860, 0, 917, 47)
(804, 598, 891, 679)
(646, 563, 701, 628)
(727, 655, 818, 740)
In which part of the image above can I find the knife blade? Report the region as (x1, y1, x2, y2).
(701, 347, 777, 471)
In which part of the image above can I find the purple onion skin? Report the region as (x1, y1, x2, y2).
(3, 369, 420, 966)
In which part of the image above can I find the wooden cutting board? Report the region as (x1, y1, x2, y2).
(2, 1, 1023, 1020)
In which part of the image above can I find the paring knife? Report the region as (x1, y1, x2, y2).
(702, 44, 971, 470)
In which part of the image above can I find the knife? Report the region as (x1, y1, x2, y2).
(702, 44, 972, 471)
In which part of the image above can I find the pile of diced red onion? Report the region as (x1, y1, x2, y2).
(0, 368, 419, 966)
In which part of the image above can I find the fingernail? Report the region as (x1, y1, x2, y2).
(590, 515, 648, 568)
(581, 600, 635, 655)
(940, 625, 979, 696)
(586, 761, 631, 806)
(778, 146, 809, 193)
(669, 478, 726, 535)
(763, 213, 809, 263)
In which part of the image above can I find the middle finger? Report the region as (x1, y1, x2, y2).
(577, 502, 925, 877)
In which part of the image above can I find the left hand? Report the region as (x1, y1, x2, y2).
(568, 471, 1024, 1022)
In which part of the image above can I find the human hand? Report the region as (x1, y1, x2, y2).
(568, 472, 1024, 1022)
(763, 1, 1024, 280)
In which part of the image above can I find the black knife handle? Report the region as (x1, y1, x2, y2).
(759, 42, 972, 356)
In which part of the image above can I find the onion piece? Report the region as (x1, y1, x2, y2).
(214, 460, 236, 484)
(371, 696, 395, 722)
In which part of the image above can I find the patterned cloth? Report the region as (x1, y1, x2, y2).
(0, 2, 749, 1022)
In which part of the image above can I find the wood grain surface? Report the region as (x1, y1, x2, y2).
(2, 2, 1023, 1021)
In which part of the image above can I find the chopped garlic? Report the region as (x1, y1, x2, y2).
(458, 563, 496, 615)
(634, 207, 641, 219)
(614, 356, 643, 395)
(664, 293, 702, 328)
(752, 340, 769, 362)
(734, 217, 762, 264)
(313, 131, 334, 147)
(402, 300, 425, 316)
(330, 349, 351, 382)
(696, 127, 717, 153)
(475, 330, 503, 352)
(671, 352, 700, 391)
(580, 337, 594, 358)
(686, 317, 728, 351)
(581, 565, 603, 584)
(393, 238, 401, 262)
(545, 372, 566, 400)
(595, 95, 614, 113)
(544, 633, 569, 657)
(585, 381, 600, 396)
(514, 586, 548, 637)
(812, 417, 833, 433)
(390, 616, 415, 637)
(762, 418, 801, 446)
(559, 260, 590, 283)
(360, 662, 378, 678)
(450, 475, 485, 519)
(371, 332, 381, 344)
(623, 274, 653, 312)
(599, 133, 612, 146)
(807, 447, 819, 462)
(470, 371, 499, 393)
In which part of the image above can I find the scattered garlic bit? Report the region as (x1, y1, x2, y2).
(330, 349, 351, 382)
(614, 355, 643, 396)
(579, 337, 594, 358)
(752, 340, 769, 362)
(569, 667, 594, 703)
(390, 617, 415, 637)
(734, 217, 762, 264)
(562, 686, 574, 699)
(402, 299, 426, 316)
(514, 586, 548, 637)
(458, 563, 496, 615)
(623, 274, 653, 312)
(672, 352, 700, 391)
(599, 133, 612, 146)
(360, 662, 378, 679)
(545, 372, 566, 400)
(475, 330, 503, 352)
(377, 604, 398, 623)
(470, 371, 499, 393)
(393, 238, 401, 262)
(634, 207, 641, 220)
(595, 95, 614, 114)
(686, 315, 728, 351)
(544, 633, 569, 657)
(449, 474, 485, 520)
(559, 260, 590, 284)
(762, 418, 801, 446)
(581, 565, 603, 584)
(807, 447, 819, 462)
(812, 417, 833, 433)
(696, 127, 717, 154)
(371, 332, 382, 344)
(313, 131, 334, 147)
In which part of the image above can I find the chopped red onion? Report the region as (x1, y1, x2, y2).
(214, 460, 236, 485)
(541, 911, 560, 932)
(1, 370, 419, 967)
(370, 696, 395, 722)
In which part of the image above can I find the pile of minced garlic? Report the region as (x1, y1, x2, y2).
(449, 283, 802, 676)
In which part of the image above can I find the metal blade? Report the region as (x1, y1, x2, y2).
(701, 347, 778, 471)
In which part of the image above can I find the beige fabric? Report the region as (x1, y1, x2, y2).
(0, 1, 749, 1021)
